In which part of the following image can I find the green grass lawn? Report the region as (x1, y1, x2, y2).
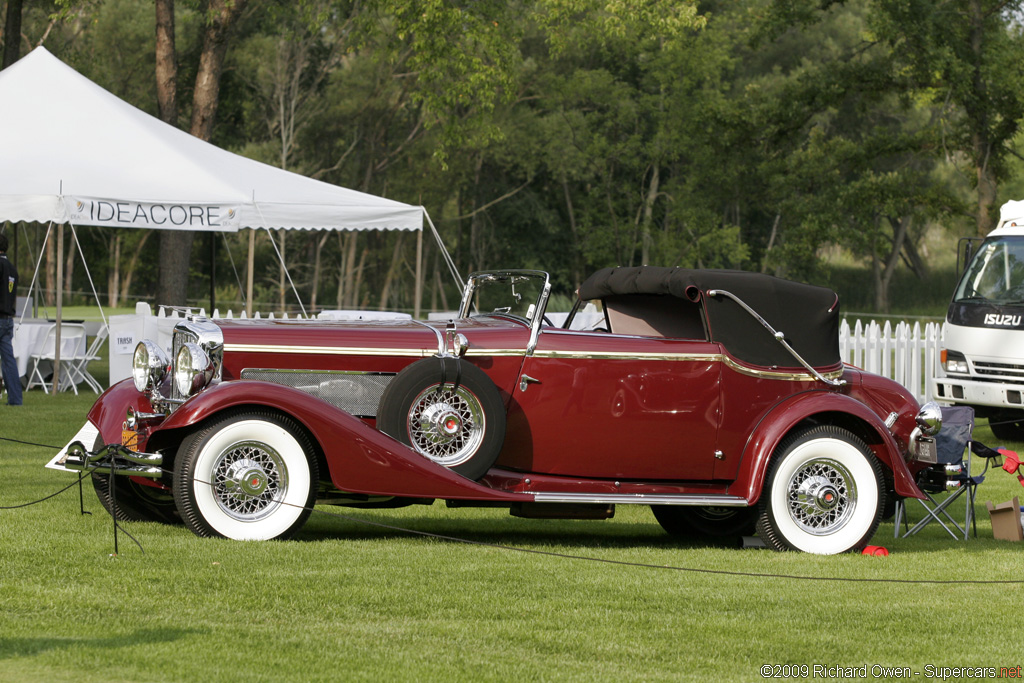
(2, 390, 1022, 682)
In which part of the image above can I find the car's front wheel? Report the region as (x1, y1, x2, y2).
(90, 433, 179, 524)
(173, 411, 318, 540)
(756, 425, 885, 554)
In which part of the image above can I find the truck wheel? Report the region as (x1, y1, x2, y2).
(756, 425, 885, 554)
(377, 357, 506, 480)
(989, 411, 1024, 441)
(173, 411, 317, 541)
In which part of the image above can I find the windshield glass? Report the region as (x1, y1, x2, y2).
(954, 236, 1024, 304)
(460, 271, 550, 322)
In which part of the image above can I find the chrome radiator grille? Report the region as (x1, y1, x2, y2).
(170, 326, 198, 403)
(239, 369, 394, 417)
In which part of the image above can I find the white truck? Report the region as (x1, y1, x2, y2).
(934, 200, 1024, 440)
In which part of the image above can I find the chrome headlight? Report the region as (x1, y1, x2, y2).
(132, 340, 170, 392)
(174, 342, 214, 397)
(915, 401, 942, 437)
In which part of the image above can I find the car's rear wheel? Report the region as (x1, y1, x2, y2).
(651, 506, 757, 538)
(377, 357, 506, 480)
(173, 411, 317, 540)
(90, 433, 179, 524)
(756, 425, 885, 554)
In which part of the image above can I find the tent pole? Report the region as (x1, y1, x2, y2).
(52, 223, 63, 396)
(209, 231, 216, 314)
(246, 228, 255, 317)
(414, 229, 423, 319)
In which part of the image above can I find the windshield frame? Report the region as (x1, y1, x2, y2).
(458, 270, 552, 353)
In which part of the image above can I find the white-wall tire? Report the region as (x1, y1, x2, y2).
(756, 425, 885, 554)
(174, 411, 317, 541)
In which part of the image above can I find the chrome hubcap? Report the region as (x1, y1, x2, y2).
(224, 458, 270, 498)
(212, 441, 287, 521)
(408, 384, 485, 467)
(787, 458, 855, 535)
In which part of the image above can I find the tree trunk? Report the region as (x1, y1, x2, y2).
(158, 0, 247, 307)
(561, 176, 581, 290)
(64, 235, 75, 301)
(310, 232, 330, 311)
(109, 233, 122, 308)
(378, 234, 405, 311)
(2, 0, 24, 70)
(277, 230, 287, 313)
(640, 163, 659, 266)
(120, 231, 153, 304)
(155, 0, 177, 126)
(45, 229, 55, 307)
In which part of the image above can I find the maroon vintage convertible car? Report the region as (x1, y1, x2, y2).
(53, 266, 941, 554)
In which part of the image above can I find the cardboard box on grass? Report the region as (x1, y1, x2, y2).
(985, 496, 1023, 542)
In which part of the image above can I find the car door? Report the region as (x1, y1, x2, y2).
(497, 327, 723, 480)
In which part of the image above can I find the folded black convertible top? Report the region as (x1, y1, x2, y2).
(579, 266, 841, 370)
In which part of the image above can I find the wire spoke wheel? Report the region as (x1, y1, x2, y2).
(407, 384, 486, 467)
(378, 357, 506, 481)
(757, 425, 884, 555)
(210, 440, 288, 522)
(785, 458, 855, 535)
(174, 411, 317, 541)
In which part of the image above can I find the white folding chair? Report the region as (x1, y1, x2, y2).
(25, 323, 90, 394)
(66, 324, 107, 393)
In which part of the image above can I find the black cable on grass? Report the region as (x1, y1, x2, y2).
(0, 434, 143, 554)
(7, 434, 1024, 581)
(0, 468, 90, 509)
(1, 435, 66, 450)
(305, 506, 1024, 586)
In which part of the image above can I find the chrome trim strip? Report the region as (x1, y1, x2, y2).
(224, 344, 527, 358)
(707, 288, 845, 387)
(241, 368, 395, 377)
(530, 492, 748, 506)
(225, 344, 434, 357)
(721, 356, 843, 382)
(532, 350, 721, 362)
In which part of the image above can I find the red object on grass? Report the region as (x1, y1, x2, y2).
(999, 449, 1024, 488)
(862, 546, 889, 556)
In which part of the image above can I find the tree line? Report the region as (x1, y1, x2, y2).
(3, 0, 1024, 315)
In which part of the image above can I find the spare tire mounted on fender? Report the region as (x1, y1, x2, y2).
(378, 357, 506, 480)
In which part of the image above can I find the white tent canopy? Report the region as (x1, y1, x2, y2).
(0, 47, 425, 233)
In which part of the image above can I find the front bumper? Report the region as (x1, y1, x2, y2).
(933, 376, 1024, 412)
(46, 420, 163, 478)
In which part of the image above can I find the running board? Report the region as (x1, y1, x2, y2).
(530, 492, 748, 506)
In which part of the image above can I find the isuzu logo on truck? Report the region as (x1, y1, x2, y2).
(983, 313, 1021, 327)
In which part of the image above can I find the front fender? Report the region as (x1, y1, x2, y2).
(153, 380, 531, 503)
(732, 391, 925, 505)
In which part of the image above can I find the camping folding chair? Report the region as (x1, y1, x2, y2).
(25, 323, 90, 394)
(894, 406, 1000, 539)
(65, 324, 107, 393)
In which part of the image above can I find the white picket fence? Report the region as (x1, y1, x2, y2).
(113, 305, 945, 403)
(839, 319, 943, 403)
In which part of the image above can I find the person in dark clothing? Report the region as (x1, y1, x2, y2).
(0, 232, 23, 405)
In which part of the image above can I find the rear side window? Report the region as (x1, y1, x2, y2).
(603, 294, 707, 340)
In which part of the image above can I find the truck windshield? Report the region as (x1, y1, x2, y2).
(954, 236, 1024, 304)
